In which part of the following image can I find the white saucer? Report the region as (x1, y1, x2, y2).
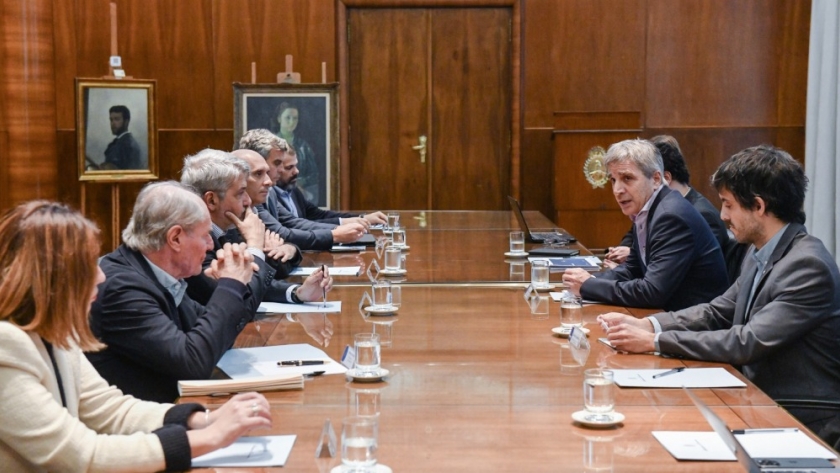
(505, 251, 529, 258)
(392, 245, 410, 251)
(571, 410, 625, 428)
(332, 464, 392, 473)
(533, 284, 556, 292)
(380, 268, 407, 276)
(364, 305, 399, 315)
(551, 326, 590, 338)
(346, 368, 390, 383)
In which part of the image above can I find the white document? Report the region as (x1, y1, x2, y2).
(257, 301, 342, 314)
(218, 343, 347, 378)
(735, 430, 838, 459)
(652, 431, 736, 461)
(192, 435, 296, 467)
(612, 368, 746, 388)
(289, 266, 361, 276)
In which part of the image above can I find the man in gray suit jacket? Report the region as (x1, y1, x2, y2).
(598, 145, 840, 446)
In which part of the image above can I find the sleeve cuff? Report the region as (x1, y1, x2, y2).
(163, 402, 204, 427)
(648, 316, 663, 334)
(653, 332, 662, 353)
(287, 284, 301, 303)
(153, 425, 192, 472)
(247, 247, 266, 261)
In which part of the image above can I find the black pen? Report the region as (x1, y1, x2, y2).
(321, 264, 327, 308)
(652, 367, 686, 379)
(278, 360, 326, 366)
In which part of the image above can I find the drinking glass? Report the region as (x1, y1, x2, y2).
(509, 231, 525, 254)
(341, 415, 379, 470)
(583, 368, 615, 421)
(354, 333, 381, 375)
(561, 295, 583, 328)
(384, 247, 405, 271)
(386, 212, 400, 232)
(531, 260, 550, 288)
(391, 229, 406, 248)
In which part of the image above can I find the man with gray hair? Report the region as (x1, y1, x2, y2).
(179, 148, 330, 306)
(562, 139, 728, 311)
(238, 128, 366, 250)
(88, 181, 259, 402)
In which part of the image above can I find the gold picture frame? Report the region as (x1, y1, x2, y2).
(233, 83, 339, 209)
(76, 78, 158, 182)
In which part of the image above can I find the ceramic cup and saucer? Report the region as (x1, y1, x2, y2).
(345, 368, 390, 383)
(571, 410, 625, 428)
(364, 304, 399, 316)
(504, 251, 529, 258)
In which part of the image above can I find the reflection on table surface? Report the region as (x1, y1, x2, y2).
(188, 285, 820, 473)
(300, 211, 586, 286)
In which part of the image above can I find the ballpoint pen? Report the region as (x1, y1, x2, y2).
(278, 360, 326, 366)
(321, 264, 327, 308)
(731, 428, 799, 434)
(652, 367, 686, 379)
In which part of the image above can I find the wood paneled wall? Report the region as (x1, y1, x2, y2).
(0, 0, 810, 251)
(523, 0, 809, 248)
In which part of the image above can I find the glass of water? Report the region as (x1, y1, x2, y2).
(341, 415, 378, 470)
(509, 231, 525, 254)
(531, 260, 550, 288)
(561, 294, 583, 328)
(354, 333, 381, 375)
(583, 368, 615, 422)
(386, 212, 400, 232)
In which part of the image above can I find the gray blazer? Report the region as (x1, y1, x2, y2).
(654, 223, 840, 406)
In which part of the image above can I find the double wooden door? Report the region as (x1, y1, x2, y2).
(348, 8, 511, 210)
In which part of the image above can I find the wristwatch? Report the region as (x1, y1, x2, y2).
(290, 285, 303, 304)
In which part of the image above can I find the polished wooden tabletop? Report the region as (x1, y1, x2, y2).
(299, 210, 584, 286)
(189, 285, 819, 472)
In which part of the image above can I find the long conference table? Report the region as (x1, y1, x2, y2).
(187, 211, 835, 472)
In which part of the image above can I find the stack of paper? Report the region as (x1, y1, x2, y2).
(178, 373, 303, 397)
(192, 435, 296, 467)
(257, 301, 342, 314)
(653, 429, 838, 461)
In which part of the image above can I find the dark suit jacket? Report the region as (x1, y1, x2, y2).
(618, 187, 746, 284)
(256, 204, 334, 251)
(653, 224, 840, 429)
(88, 245, 257, 403)
(185, 231, 300, 306)
(284, 186, 354, 225)
(582, 186, 728, 311)
(103, 132, 142, 169)
(266, 188, 336, 231)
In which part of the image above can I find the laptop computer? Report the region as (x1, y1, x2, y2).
(507, 196, 576, 243)
(685, 388, 835, 472)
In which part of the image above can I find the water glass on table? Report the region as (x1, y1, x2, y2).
(509, 231, 525, 254)
(384, 247, 405, 272)
(341, 415, 379, 470)
(354, 333, 382, 375)
(531, 260, 550, 288)
(391, 229, 406, 248)
(583, 368, 615, 422)
(386, 212, 400, 232)
(561, 294, 583, 328)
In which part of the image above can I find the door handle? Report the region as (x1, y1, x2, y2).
(412, 135, 427, 164)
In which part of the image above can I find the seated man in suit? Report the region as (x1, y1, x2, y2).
(604, 135, 746, 283)
(275, 146, 387, 226)
(237, 129, 366, 250)
(88, 180, 331, 403)
(598, 144, 840, 446)
(179, 148, 329, 306)
(562, 139, 728, 311)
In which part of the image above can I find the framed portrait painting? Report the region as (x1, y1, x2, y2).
(76, 78, 158, 182)
(233, 83, 339, 208)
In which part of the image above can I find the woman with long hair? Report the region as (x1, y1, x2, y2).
(271, 101, 321, 203)
(0, 201, 272, 472)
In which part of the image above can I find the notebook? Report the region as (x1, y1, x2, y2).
(507, 196, 576, 243)
(685, 388, 836, 472)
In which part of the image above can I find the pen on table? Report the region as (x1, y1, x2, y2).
(652, 367, 686, 379)
(321, 264, 327, 308)
(731, 428, 799, 435)
(278, 360, 326, 366)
